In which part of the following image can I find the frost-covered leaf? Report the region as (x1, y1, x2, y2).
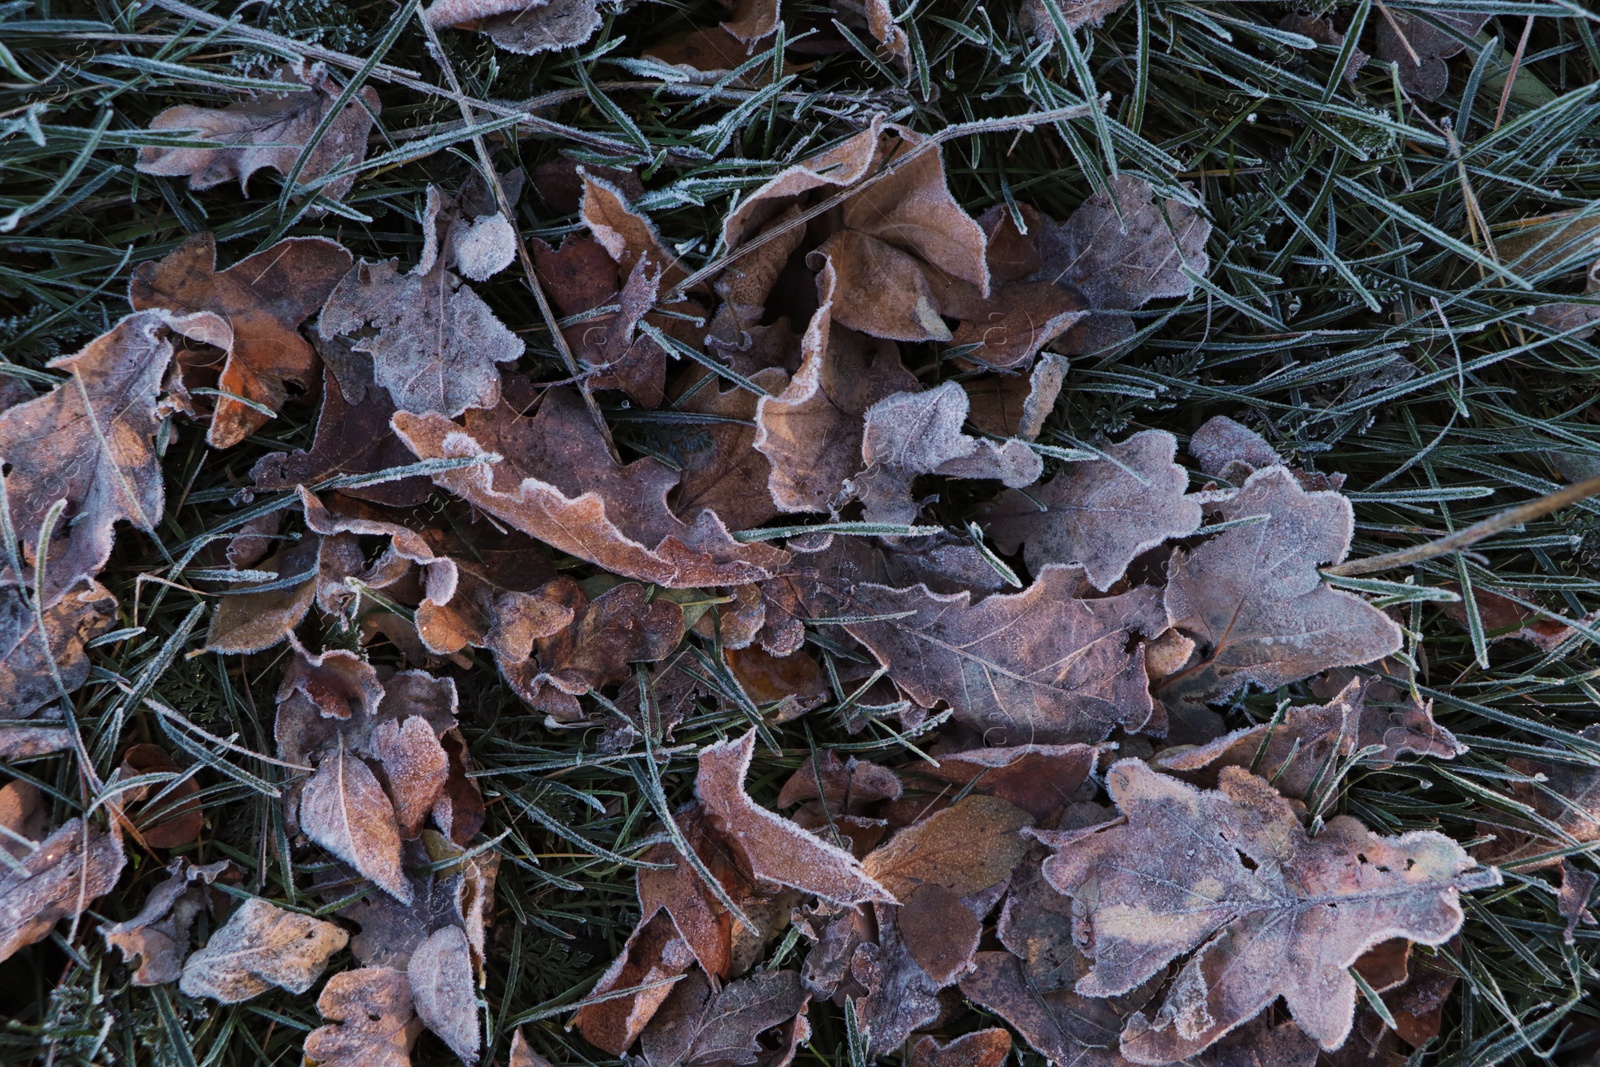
(0, 816, 124, 963)
(103, 858, 228, 986)
(0, 581, 116, 718)
(305, 966, 425, 1067)
(409, 925, 480, 1065)
(178, 897, 348, 1003)
(638, 967, 807, 1067)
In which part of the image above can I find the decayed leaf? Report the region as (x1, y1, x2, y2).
(1157, 466, 1403, 708)
(1040, 759, 1500, 1061)
(908, 1029, 1012, 1067)
(1481, 724, 1600, 868)
(958, 951, 1122, 1067)
(424, 0, 602, 55)
(697, 730, 893, 906)
(1443, 584, 1587, 651)
(1187, 416, 1345, 493)
(103, 858, 228, 985)
(0, 816, 125, 963)
(392, 384, 789, 588)
(862, 794, 1031, 901)
(320, 191, 525, 419)
(0, 312, 179, 599)
(851, 382, 1042, 524)
(1156, 677, 1465, 810)
(130, 232, 352, 448)
(138, 61, 379, 201)
(305, 966, 426, 1067)
(409, 925, 480, 1065)
(1, 580, 117, 718)
(204, 538, 319, 653)
(848, 901, 950, 1054)
(987, 429, 1201, 591)
(178, 896, 348, 1003)
(845, 565, 1168, 744)
(638, 967, 807, 1067)
(752, 262, 917, 514)
(1374, 10, 1490, 101)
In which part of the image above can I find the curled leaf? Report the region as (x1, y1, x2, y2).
(0, 816, 125, 964)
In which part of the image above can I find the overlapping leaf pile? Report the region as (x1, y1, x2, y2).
(2, 8, 1590, 1067)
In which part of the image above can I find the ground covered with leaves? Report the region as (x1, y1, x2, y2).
(4, 0, 1600, 1065)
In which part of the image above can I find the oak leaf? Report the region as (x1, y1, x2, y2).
(1040, 759, 1499, 1062)
(392, 384, 789, 588)
(852, 382, 1042, 525)
(1188, 416, 1344, 492)
(908, 1029, 1012, 1067)
(103, 858, 229, 985)
(987, 429, 1201, 591)
(862, 794, 1031, 901)
(137, 61, 379, 202)
(320, 194, 525, 419)
(844, 565, 1168, 745)
(0, 580, 116, 718)
(0, 312, 179, 599)
(304, 966, 426, 1067)
(0, 816, 125, 963)
(847, 903, 946, 1053)
(130, 232, 352, 448)
(963, 353, 1068, 442)
(1157, 466, 1403, 708)
(178, 897, 348, 1003)
(424, 0, 602, 54)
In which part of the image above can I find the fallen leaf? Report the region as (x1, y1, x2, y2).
(0, 780, 48, 858)
(424, 0, 602, 55)
(509, 1029, 553, 1067)
(130, 232, 352, 447)
(898, 883, 980, 983)
(1443, 584, 1586, 651)
(1040, 759, 1500, 1061)
(204, 538, 319, 653)
(697, 730, 893, 905)
(908, 1029, 1012, 1067)
(103, 858, 228, 985)
(392, 384, 789, 588)
(304, 966, 425, 1067)
(777, 751, 901, 820)
(958, 951, 1123, 1067)
(849, 903, 945, 1053)
(900, 743, 1098, 823)
(753, 261, 917, 514)
(115, 743, 203, 848)
(320, 195, 525, 419)
(573, 910, 697, 1055)
(0, 312, 180, 599)
(374, 717, 450, 839)
(0, 721, 74, 760)
(963, 352, 1068, 442)
(862, 794, 1031, 900)
(665, 368, 791, 532)
(1020, 0, 1130, 38)
(638, 966, 807, 1067)
(1559, 860, 1597, 943)
(0, 816, 125, 963)
(409, 925, 481, 1065)
(844, 565, 1168, 744)
(1187, 416, 1344, 492)
(1157, 466, 1403, 709)
(852, 382, 1042, 525)
(334, 833, 498, 973)
(178, 896, 348, 1003)
(1374, 10, 1489, 101)
(987, 429, 1201, 591)
(137, 61, 379, 201)
(0, 580, 117, 718)
(1155, 676, 1465, 811)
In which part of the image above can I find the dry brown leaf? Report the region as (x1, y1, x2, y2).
(409, 925, 480, 1065)
(698, 730, 893, 905)
(319, 202, 525, 419)
(393, 384, 789, 588)
(862, 794, 1031, 901)
(958, 951, 1123, 1067)
(963, 353, 1067, 442)
(103, 858, 228, 986)
(851, 382, 1042, 524)
(988, 429, 1201, 591)
(509, 1029, 553, 1067)
(1157, 466, 1403, 710)
(0, 816, 125, 963)
(0, 780, 49, 858)
(908, 1029, 1012, 1067)
(638, 966, 807, 1067)
(130, 232, 352, 448)
(1156, 676, 1465, 811)
(115, 743, 204, 849)
(1040, 759, 1499, 1061)
(1481, 724, 1600, 869)
(1, 580, 116, 718)
(777, 751, 901, 821)
(898, 882, 980, 984)
(1374, 10, 1490, 101)
(900, 743, 1098, 823)
(665, 368, 790, 532)
(848, 902, 946, 1053)
(0, 311, 180, 599)
(573, 910, 697, 1055)
(752, 261, 916, 514)
(425, 0, 602, 54)
(844, 565, 1167, 744)
(204, 538, 319, 653)
(178, 896, 348, 1003)
(137, 61, 379, 201)
(305, 965, 425, 1067)
(1443, 584, 1586, 651)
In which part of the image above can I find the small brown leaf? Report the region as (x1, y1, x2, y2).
(409, 925, 480, 1065)
(862, 794, 1031, 900)
(638, 966, 807, 1067)
(845, 565, 1168, 744)
(572, 910, 697, 1056)
(204, 538, 319, 653)
(302, 744, 411, 904)
(898, 883, 980, 984)
(963, 352, 1068, 441)
(305, 966, 425, 1067)
(0, 580, 116, 718)
(116, 743, 204, 849)
(425, 0, 602, 54)
(178, 897, 348, 1003)
(1374, 10, 1489, 100)
(509, 1029, 553, 1067)
(137, 61, 379, 201)
(666, 368, 790, 532)
(848, 904, 943, 1053)
(373, 717, 450, 839)
(777, 751, 901, 817)
(1040, 759, 1499, 1061)
(697, 730, 893, 905)
(393, 385, 789, 588)
(0, 312, 179, 598)
(987, 430, 1201, 591)
(103, 858, 228, 986)
(907, 1030, 1012, 1067)
(901, 743, 1097, 823)
(131, 232, 352, 447)
(1158, 467, 1403, 709)
(0, 816, 125, 963)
